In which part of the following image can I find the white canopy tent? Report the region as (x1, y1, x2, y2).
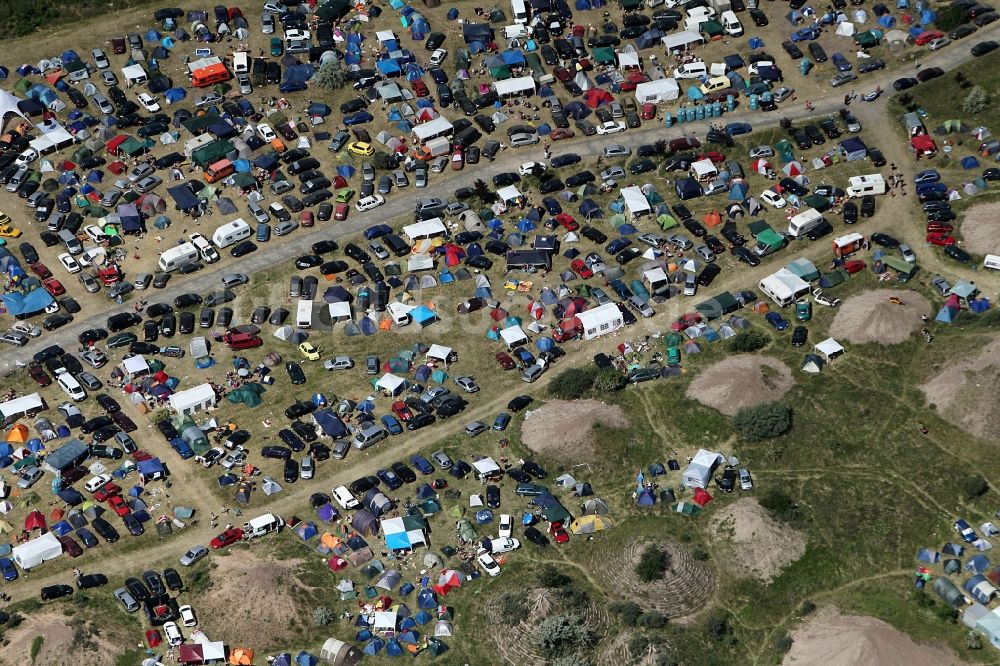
(815, 338, 846, 362)
(426, 344, 453, 363)
(499, 325, 528, 349)
(121, 355, 150, 376)
(402, 219, 447, 241)
(376, 373, 408, 396)
(620, 186, 651, 216)
(168, 383, 217, 415)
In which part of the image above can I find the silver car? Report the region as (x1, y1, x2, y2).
(694, 244, 716, 263)
(509, 132, 539, 147)
(324, 356, 354, 370)
(133, 175, 162, 193)
(362, 162, 375, 182)
(236, 74, 252, 95)
(667, 233, 693, 250)
(0, 331, 29, 346)
(92, 48, 110, 69)
(393, 170, 409, 187)
(521, 363, 546, 383)
(114, 587, 139, 612)
(600, 166, 626, 182)
(17, 467, 43, 489)
(195, 92, 223, 108)
(273, 220, 299, 236)
(100, 70, 118, 86)
(602, 144, 631, 158)
(248, 201, 269, 223)
(432, 451, 453, 469)
(179, 545, 209, 566)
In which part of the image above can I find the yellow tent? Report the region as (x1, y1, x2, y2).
(229, 647, 254, 665)
(5, 423, 29, 444)
(0, 519, 14, 533)
(569, 514, 613, 535)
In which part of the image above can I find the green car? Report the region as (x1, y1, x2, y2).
(335, 188, 355, 203)
(795, 299, 812, 322)
(107, 332, 137, 349)
(666, 346, 681, 365)
(285, 361, 306, 385)
(270, 37, 283, 57)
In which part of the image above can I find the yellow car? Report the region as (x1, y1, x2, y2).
(298, 341, 320, 361)
(0, 217, 21, 239)
(348, 141, 374, 156)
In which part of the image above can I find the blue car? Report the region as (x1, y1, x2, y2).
(237, 99, 255, 117)
(76, 527, 98, 548)
(955, 518, 978, 543)
(493, 412, 511, 431)
(410, 454, 434, 475)
(381, 414, 403, 435)
(363, 223, 392, 240)
(831, 52, 852, 71)
(256, 223, 271, 242)
(791, 26, 821, 41)
(542, 197, 562, 215)
(916, 182, 947, 195)
(429, 67, 448, 84)
(344, 111, 374, 126)
(514, 348, 536, 366)
(725, 122, 753, 137)
(376, 468, 404, 490)
(169, 437, 194, 459)
(765, 311, 790, 331)
(0, 557, 17, 581)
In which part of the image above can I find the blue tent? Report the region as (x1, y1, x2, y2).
(336, 165, 356, 178)
(1, 288, 55, 316)
(295, 521, 319, 541)
(51, 521, 73, 536)
(516, 219, 536, 232)
(273, 655, 292, 666)
(57, 488, 84, 505)
(410, 305, 438, 327)
(414, 610, 433, 625)
(295, 652, 319, 666)
(233, 159, 251, 172)
(637, 489, 656, 506)
(417, 587, 437, 608)
(363, 639, 385, 656)
(385, 639, 404, 657)
(915, 548, 940, 564)
(966, 554, 991, 574)
(164, 87, 187, 102)
(729, 182, 749, 200)
(535, 337, 554, 351)
(579, 199, 603, 219)
(145, 29, 162, 41)
(961, 156, 980, 169)
(317, 503, 339, 522)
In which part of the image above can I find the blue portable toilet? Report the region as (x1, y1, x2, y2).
(447, 7, 459, 19)
(726, 94, 735, 111)
(664, 113, 672, 127)
(749, 94, 758, 110)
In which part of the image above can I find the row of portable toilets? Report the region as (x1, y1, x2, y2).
(662, 91, 785, 126)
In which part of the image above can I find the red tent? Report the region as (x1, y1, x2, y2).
(25, 510, 47, 531)
(105, 135, 129, 154)
(490, 307, 508, 321)
(692, 488, 713, 507)
(584, 88, 613, 109)
(327, 557, 348, 571)
(154, 370, 169, 383)
(442, 244, 465, 267)
(107, 160, 127, 174)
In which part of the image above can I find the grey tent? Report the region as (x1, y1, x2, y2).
(320, 639, 362, 666)
(934, 577, 966, 607)
(216, 197, 238, 215)
(582, 498, 611, 515)
(376, 569, 403, 590)
(351, 509, 378, 536)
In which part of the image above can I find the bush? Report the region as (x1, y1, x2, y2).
(962, 86, 989, 115)
(704, 610, 733, 642)
(539, 564, 572, 589)
(759, 489, 801, 523)
(610, 601, 644, 626)
(371, 151, 396, 171)
(773, 632, 793, 654)
(535, 614, 595, 657)
(499, 593, 529, 625)
(593, 367, 627, 392)
(962, 474, 989, 501)
(636, 611, 668, 628)
(561, 587, 590, 608)
(728, 329, 770, 353)
(934, 5, 969, 31)
(732, 402, 792, 442)
(549, 366, 598, 400)
(799, 600, 817, 616)
(551, 655, 590, 666)
(312, 606, 334, 626)
(635, 544, 670, 582)
(691, 547, 710, 561)
(313, 61, 348, 91)
(966, 631, 984, 650)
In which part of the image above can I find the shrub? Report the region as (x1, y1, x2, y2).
(561, 587, 590, 608)
(934, 5, 969, 31)
(962, 474, 989, 501)
(635, 544, 670, 582)
(636, 611, 668, 629)
(759, 489, 801, 523)
(593, 367, 627, 392)
(539, 564, 572, 589)
(704, 610, 733, 642)
(313, 61, 348, 91)
(800, 600, 817, 616)
(312, 606, 334, 626)
(551, 655, 590, 666)
(691, 547, 709, 561)
(610, 601, 644, 626)
(535, 614, 595, 657)
(549, 366, 598, 400)
(728, 329, 769, 353)
(962, 86, 989, 115)
(732, 402, 792, 442)
(966, 631, 984, 650)
(499, 593, 529, 625)
(371, 151, 396, 171)
(30, 636, 44, 664)
(773, 632, 793, 654)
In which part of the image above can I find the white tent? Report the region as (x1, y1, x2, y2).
(836, 21, 856, 36)
(376, 373, 408, 396)
(499, 325, 528, 349)
(496, 185, 523, 204)
(413, 116, 453, 143)
(682, 449, 724, 489)
(0, 392, 43, 422)
(12, 532, 63, 570)
(402, 219, 447, 241)
(169, 383, 216, 415)
(576, 303, 625, 340)
(635, 78, 679, 103)
(814, 338, 846, 362)
(121, 355, 150, 376)
(407, 254, 435, 272)
(426, 344, 453, 363)
(617, 51, 640, 69)
(328, 301, 352, 321)
(471, 457, 501, 478)
(0, 90, 29, 127)
(691, 159, 718, 181)
(373, 610, 398, 632)
(261, 477, 283, 495)
(273, 325, 294, 341)
(620, 186, 651, 216)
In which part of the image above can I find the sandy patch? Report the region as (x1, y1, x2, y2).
(919, 337, 1000, 439)
(784, 606, 967, 666)
(709, 498, 806, 583)
(3, 610, 119, 666)
(602, 539, 715, 624)
(960, 201, 1000, 255)
(828, 290, 931, 345)
(522, 399, 630, 459)
(687, 356, 794, 416)
(192, 551, 307, 647)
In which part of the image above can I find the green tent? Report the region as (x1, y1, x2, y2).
(119, 137, 151, 156)
(232, 172, 257, 189)
(820, 268, 848, 287)
(853, 30, 880, 47)
(672, 502, 702, 516)
(13, 78, 31, 94)
(593, 47, 616, 64)
(227, 388, 263, 407)
(774, 138, 795, 163)
(420, 499, 442, 514)
(427, 639, 449, 656)
(489, 66, 511, 80)
(448, 505, 464, 518)
(657, 214, 679, 230)
(191, 140, 233, 168)
(181, 113, 221, 135)
(700, 19, 724, 36)
(457, 518, 477, 542)
(802, 194, 832, 211)
(882, 255, 916, 278)
(664, 332, 683, 346)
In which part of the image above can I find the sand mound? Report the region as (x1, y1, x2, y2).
(522, 399, 629, 460)
(920, 338, 1000, 439)
(687, 356, 793, 416)
(709, 498, 806, 583)
(3, 611, 119, 666)
(784, 606, 967, 666)
(828, 290, 931, 344)
(193, 551, 306, 648)
(960, 201, 1000, 255)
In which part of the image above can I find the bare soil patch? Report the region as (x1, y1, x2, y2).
(920, 338, 1000, 439)
(191, 550, 307, 648)
(828, 290, 931, 345)
(2, 610, 119, 666)
(522, 399, 630, 460)
(960, 201, 1000, 255)
(603, 539, 715, 624)
(687, 356, 794, 416)
(709, 498, 806, 583)
(784, 606, 967, 666)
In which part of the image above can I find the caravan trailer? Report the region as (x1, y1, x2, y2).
(786, 209, 824, 239)
(158, 243, 200, 272)
(296, 300, 313, 329)
(211, 219, 252, 248)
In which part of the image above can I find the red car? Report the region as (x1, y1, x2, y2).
(299, 211, 314, 228)
(915, 30, 943, 46)
(334, 203, 349, 221)
(669, 137, 701, 152)
(926, 222, 954, 233)
(97, 266, 122, 285)
(391, 400, 412, 421)
(671, 313, 703, 331)
(843, 260, 867, 274)
(926, 232, 956, 246)
(555, 213, 579, 231)
(451, 149, 464, 171)
(640, 103, 656, 120)
(210, 527, 244, 549)
(411, 80, 429, 97)
(618, 79, 638, 92)
(146, 630, 162, 648)
(553, 67, 573, 82)
(29, 262, 52, 279)
(570, 258, 593, 278)
(700, 151, 726, 164)
(93, 483, 122, 502)
(108, 494, 130, 517)
(549, 128, 575, 141)
(550, 521, 570, 544)
(28, 364, 52, 387)
(496, 352, 515, 370)
(43, 278, 65, 296)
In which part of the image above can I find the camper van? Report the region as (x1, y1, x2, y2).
(204, 159, 234, 183)
(296, 299, 313, 329)
(387, 302, 412, 326)
(832, 233, 865, 257)
(984, 254, 1000, 271)
(211, 219, 252, 248)
(720, 10, 743, 35)
(191, 62, 231, 87)
(786, 208, 825, 239)
(158, 243, 200, 272)
(673, 60, 708, 79)
(846, 174, 886, 197)
(233, 51, 250, 75)
(188, 233, 220, 263)
(511, 0, 529, 24)
(184, 134, 215, 158)
(242, 512, 284, 538)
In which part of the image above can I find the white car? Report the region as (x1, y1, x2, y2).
(237, 74, 252, 95)
(83, 224, 106, 243)
(137, 93, 160, 112)
(518, 161, 547, 176)
(57, 253, 82, 274)
(900, 244, 916, 263)
(178, 604, 197, 627)
(490, 536, 521, 554)
(257, 123, 277, 141)
(738, 469, 753, 490)
(429, 48, 448, 66)
(332, 485, 360, 510)
(79, 248, 104, 267)
(163, 621, 183, 646)
(283, 27, 311, 41)
(355, 195, 385, 212)
(759, 190, 786, 208)
(595, 121, 626, 135)
(300, 456, 314, 480)
(84, 473, 112, 493)
(476, 548, 501, 577)
(747, 60, 774, 76)
(498, 514, 513, 539)
(749, 145, 774, 159)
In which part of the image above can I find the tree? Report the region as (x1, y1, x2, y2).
(635, 544, 670, 582)
(966, 631, 984, 650)
(962, 474, 989, 501)
(593, 367, 627, 392)
(610, 601, 643, 626)
(313, 61, 348, 92)
(759, 489, 801, 523)
(728, 329, 769, 353)
(535, 614, 595, 657)
(548, 366, 597, 400)
(499, 593, 529, 625)
(636, 611, 668, 628)
(773, 632, 793, 654)
(704, 610, 733, 642)
(962, 85, 989, 115)
(473, 178, 496, 203)
(732, 402, 792, 442)
(312, 606, 334, 626)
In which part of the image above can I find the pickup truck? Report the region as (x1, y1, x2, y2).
(812, 288, 841, 308)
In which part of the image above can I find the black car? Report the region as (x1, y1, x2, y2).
(550, 153, 582, 168)
(436, 396, 466, 418)
(163, 568, 183, 591)
(944, 245, 971, 263)
(406, 412, 436, 431)
(278, 428, 306, 451)
(782, 40, 804, 58)
(682, 218, 707, 237)
(123, 578, 150, 603)
(390, 462, 417, 483)
(522, 460, 548, 478)
(870, 233, 899, 248)
(972, 39, 999, 55)
(721, 226, 746, 246)
(349, 475, 380, 495)
(524, 526, 549, 547)
(893, 77, 919, 90)
(40, 584, 74, 600)
(808, 42, 827, 62)
(123, 514, 143, 536)
(283, 458, 299, 483)
(507, 395, 532, 412)
(806, 220, 833, 240)
(291, 420, 317, 443)
(143, 570, 166, 597)
(860, 195, 876, 218)
(581, 225, 608, 244)
(485, 484, 501, 508)
(819, 119, 841, 139)
(732, 246, 760, 266)
(230, 240, 257, 257)
(507, 468, 532, 483)
(916, 67, 944, 82)
(261, 445, 293, 460)
(716, 467, 737, 493)
(696, 263, 721, 286)
(750, 8, 768, 25)
(284, 401, 314, 419)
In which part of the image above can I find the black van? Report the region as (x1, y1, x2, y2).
(265, 61, 281, 85)
(383, 234, 409, 257)
(453, 126, 482, 149)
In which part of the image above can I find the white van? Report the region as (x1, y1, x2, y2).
(786, 208, 824, 238)
(157, 242, 200, 272)
(211, 218, 252, 248)
(188, 233, 220, 263)
(242, 512, 284, 538)
(296, 299, 313, 329)
(387, 302, 412, 326)
(511, 0, 529, 24)
(984, 254, 1000, 271)
(56, 369, 86, 401)
(673, 60, 708, 79)
(332, 486, 360, 510)
(846, 174, 887, 197)
(233, 51, 249, 75)
(720, 10, 743, 35)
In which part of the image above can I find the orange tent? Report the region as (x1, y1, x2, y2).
(50, 507, 65, 522)
(703, 210, 722, 227)
(6, 423, 29, 444)
(229, 647, 254, 665)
